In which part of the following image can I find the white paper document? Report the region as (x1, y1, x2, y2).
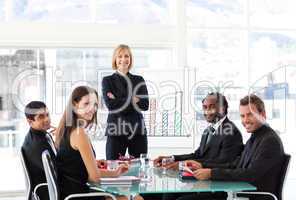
(100, 176, 140, 185)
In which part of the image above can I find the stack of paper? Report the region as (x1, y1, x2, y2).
(100, 176, 140, 185)
(183, 166, 194, 174)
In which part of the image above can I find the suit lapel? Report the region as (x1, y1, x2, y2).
(202, 118, 226, 154)
(202, 134, 213, 155)
(242, 134, 263, 168)
(199, 130, 209, 156)
(238, 148, 248, 168)
(112, 73, 128, 97)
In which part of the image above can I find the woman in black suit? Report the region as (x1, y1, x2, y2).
(102, 44, 149, 160)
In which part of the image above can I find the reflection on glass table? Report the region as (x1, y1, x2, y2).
(88, 163, 256, 199)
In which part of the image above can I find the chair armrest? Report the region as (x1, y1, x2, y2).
(235, 191, 278, 200)
(33, 183, 48, 200)
(89, 186, 105, 192)
(65, 192, 117, 200)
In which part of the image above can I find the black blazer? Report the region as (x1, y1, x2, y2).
(102, 72, 149, 136)
(208, 124, 284, 200)
(22, 128, 56, 200)
(174, 117, 243, 164)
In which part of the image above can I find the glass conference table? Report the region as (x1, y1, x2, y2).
(89, 163, 256, 200)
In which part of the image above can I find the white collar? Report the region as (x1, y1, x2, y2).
(210, 116, 227, 132)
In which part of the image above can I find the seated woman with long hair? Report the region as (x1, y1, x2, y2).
(55, 85, 142, 200)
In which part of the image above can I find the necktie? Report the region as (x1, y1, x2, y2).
(242, 136, 255, 168)
(205, 126, 215, 145)
(45, 133, 57, 156)
(201, 126, 215, 154)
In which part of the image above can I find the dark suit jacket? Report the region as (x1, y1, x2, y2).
(102, 72, 149, 136)
(22, 128, 56, 200)
(207, 124, 284, 200)
(174, 117, 243, 164)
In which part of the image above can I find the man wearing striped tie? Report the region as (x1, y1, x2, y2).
(22, 101, 56, 200)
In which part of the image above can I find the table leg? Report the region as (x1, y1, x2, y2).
(227, 191, 235, 200)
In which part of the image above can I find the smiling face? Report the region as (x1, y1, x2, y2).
(28, 108, 51, 131)
(115, 49, 131, 73)
(202, 95, 220, 123)
(74, 93, 98, 122)
(239, 103, 266, 133)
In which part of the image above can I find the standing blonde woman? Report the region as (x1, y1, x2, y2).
(102, 44, 149, 160)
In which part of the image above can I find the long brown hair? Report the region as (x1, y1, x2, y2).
(55, 86, 98, 148)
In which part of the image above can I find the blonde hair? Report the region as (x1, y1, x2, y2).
(112, 44, 133, 70)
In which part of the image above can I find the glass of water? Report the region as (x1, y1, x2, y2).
(140, 153, 149, 167)
(178, 161, 185, 171)
(162, 157, 173, 174)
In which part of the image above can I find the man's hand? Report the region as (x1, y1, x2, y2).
(185, 160, 203, 170)
(96, 159, 107, 169)
(192, 168, 212, 180)
(107, 92, 115, 99)
(153, 156, 170, 167)
(163, 161, 179, 170)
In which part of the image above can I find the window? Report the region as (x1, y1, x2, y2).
(0, 49, 45, 192)
(250, 31, 296, 83)
(250, 0, 296, 29)
(5, 0, 174, 24)
(95, 0, 173, 24)
(10, 0, 91, 22)
(187, 30, 248, 86)
(0, 1, 4, 20)
(187, 0, 247, 27)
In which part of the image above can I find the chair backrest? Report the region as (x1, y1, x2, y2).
(42, 150, 59, 200)
(20, 147, 32, 200)
(276, 153, 291, 200)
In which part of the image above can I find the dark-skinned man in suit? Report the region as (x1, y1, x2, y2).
(154, 92, 243, 170)
(147, 92, 243, 200)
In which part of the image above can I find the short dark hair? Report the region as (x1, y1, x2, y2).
(240, 94, 265, 113)
(24, 101, 47, 120)
(202, 92, 228, 115)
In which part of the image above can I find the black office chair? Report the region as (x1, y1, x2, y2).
(41, 150, 116, 200)
(235, 153, 291, 200)
(20, 147, 48, 200)
(274, 153, 291, 200)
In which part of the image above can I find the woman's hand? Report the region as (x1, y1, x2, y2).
(113, 163, 129, 177)
(96, 159, 107, 169)
(133, 96, 140, 104)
